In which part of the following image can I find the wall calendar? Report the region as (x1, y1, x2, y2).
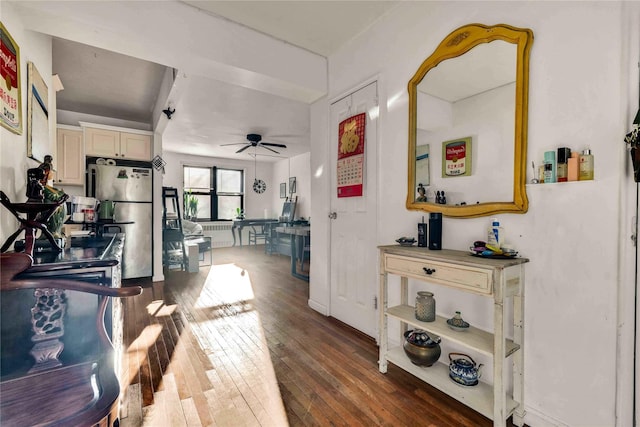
(337, 112, 366, 198)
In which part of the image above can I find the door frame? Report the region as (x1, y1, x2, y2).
(616, 3, 639, 424)
(326, 76, 382, 337)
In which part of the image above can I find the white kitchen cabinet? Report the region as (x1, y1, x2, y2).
(84, 126, 152, 161)
(55, 127, 84, 186)
(120, 132, 152, 161)
(378, 246, 528, 427)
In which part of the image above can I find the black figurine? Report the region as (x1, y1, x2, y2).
(26, 168, 45, 201)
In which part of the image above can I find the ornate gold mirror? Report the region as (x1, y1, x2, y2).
(407, 23, 533, 218)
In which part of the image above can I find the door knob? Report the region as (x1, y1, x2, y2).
(328, 212, 337, 219)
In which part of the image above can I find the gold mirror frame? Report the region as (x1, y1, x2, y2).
(407, 23, 533, 218)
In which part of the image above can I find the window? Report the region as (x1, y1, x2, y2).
(183, 166, 244, 221)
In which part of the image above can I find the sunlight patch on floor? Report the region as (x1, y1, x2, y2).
(153, 303, 177, 317)
(187, 263, 289, 425)
(123, 324, 163, 387)
(194, 263, 255, 309)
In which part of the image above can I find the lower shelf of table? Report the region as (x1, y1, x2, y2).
(384, 347, 518, 421)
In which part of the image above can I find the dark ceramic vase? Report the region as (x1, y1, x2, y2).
(403, 329, 441, 366)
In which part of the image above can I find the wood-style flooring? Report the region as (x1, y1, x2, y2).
(119, 246, 506, 427)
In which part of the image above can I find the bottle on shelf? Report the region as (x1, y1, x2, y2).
(568, 151, 580, 181)
(543, 151, 556, 183)
(557, 147, 570, 182)
(579, 149, 594, 180)
(487, 218, 503, 248)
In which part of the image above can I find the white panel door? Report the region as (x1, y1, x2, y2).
(329, 82, 378, 337)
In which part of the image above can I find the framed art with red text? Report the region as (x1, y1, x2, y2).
(442, 136, 472, 178)
(0, 23, 22, 135)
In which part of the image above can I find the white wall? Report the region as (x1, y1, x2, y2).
(272, 153, 311, 220)
(310, 2, 637, 426)
(418, 83, 515, 204)
(0, 4, 56, 244)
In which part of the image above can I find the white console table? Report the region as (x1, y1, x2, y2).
(378, 246, 528, 427)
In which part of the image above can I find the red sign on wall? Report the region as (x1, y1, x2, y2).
(337, 112, 366, 198)
(1, 23, 22, 134)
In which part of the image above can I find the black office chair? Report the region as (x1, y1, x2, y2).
(248, 223, 268, 247)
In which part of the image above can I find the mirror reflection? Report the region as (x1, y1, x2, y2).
(407, 24, 533, 218)
(416, 41, 516, 204)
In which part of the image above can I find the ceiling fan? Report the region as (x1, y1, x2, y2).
(222, 133, 287, 154)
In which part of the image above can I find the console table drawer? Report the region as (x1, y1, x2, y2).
(384, 255, 493, 294)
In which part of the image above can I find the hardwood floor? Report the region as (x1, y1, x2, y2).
(119, 246, 503, 427)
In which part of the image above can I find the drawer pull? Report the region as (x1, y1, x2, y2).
(423, 267, 436, 275)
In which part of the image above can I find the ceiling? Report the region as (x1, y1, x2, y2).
(51, 1, 399, 162)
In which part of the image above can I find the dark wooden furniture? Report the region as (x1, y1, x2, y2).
(0, 237, 141, 427)
(0, 191, 69, 255)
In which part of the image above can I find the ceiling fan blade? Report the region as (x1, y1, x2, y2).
(261, 145, 280, 154)
(236, 145, 252, 154)
(221, 142, 248, 147)
(260, 142, 287, 148)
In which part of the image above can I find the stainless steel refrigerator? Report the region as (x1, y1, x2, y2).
(87, 160, 153, 279)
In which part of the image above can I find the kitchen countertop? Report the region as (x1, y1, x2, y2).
(25, 233, 124, 273)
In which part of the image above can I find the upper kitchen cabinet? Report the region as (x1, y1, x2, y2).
(83, 124, 152, 161)
(120, 132, 153, 161)
(55, 126, 84, 186)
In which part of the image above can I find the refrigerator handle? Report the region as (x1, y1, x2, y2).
(88, 168, 96, 198)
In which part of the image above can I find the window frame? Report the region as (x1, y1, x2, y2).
(183, 165, 244, 221)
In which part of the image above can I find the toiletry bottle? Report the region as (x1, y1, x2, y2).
(568, 151, 579, 181)
(428, 213, 442, 250)
(417, 216, 427, 247)
(487, 218, 503, 248)
(543, 151, 556, 183)
(557, 147, 570, 182)
(579, 149, 594, 180)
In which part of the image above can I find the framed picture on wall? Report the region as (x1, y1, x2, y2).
(280, 182, 286, 198)
(441, 137, 472, 178)
(289, 177, 296, 194)
(27, 61, 49, 162)
(0, 23, 22, 135)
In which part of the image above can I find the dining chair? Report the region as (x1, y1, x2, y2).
(248, 223, 268, 247)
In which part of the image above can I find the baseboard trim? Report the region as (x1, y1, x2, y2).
(308, 298, 328, 315)
(524, 406, 569, 427)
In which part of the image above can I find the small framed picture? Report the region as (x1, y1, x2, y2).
(442, 137, 472, 178)
(280, 182, 286, 198)
(289, 176, 296, 194)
